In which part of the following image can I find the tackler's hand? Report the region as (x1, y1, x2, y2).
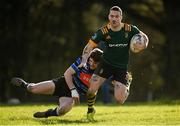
(71, 88, 80, 104)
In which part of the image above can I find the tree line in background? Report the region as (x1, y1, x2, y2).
(0, 0, 180, 103)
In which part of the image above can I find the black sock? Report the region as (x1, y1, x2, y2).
(87, 95, 96, 113)
(88, 107, 95, 113)
(45, 108, 58, 117)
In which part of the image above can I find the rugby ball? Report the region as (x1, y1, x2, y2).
(130, 33, 149, 53)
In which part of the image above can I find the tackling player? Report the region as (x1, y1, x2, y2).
(11, 48, 103, 118)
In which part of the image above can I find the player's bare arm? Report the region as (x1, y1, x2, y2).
(64, 67, 76, 89)
(80, 40, 97, 67)
(64, 67, 79, 104)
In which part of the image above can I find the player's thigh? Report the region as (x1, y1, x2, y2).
(114, 81, 128, 101)
(28, 80, 55, 94)
(88, 74, 106, 94)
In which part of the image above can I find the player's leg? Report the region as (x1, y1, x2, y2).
(87, 60, 112, 121)
(113, 72, 132, 104)
(33, 97, 74, 118)
(56, 97, 74, 116)
(87, 74, 106, 121)
(33, 77, 73, 118)
(113, 81, 129, 104)
(87, 74, 106, 112)
(11, 77, 55, 95)
(27, 81, 55, 94)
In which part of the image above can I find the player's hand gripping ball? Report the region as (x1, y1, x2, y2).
(130, 33, 149, 53)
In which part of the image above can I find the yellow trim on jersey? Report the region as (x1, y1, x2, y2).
(104, 27, 108, 33)
(124, 23, 131, 32)
(88, 39, 98, 48)
(101, 25, 109, 35)
(101, 28, 105, 34)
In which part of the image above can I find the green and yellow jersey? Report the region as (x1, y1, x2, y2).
(89, 23, 140, 69)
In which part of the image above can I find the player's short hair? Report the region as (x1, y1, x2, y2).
(89, 48, 103, 62)
(110, 6, 122, 15)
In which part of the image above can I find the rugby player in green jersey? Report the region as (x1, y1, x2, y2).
(79, 6, 149, 121)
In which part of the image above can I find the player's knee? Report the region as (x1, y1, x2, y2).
(116, 97, 125, 104)
(115, 95, 126, 104)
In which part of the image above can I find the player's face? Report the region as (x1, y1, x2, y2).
(108, 10, 122, 28)
(88, 58, 99, 70)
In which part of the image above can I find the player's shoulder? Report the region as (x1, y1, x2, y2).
(123, 23, 131, 32)
(123, 23, 140, 32)
(98, 23, 111, 35)
(74, 57, 82, 65)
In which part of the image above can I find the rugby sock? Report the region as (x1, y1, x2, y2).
(45, 107, 58, 117)
(87, 95, 96, 113)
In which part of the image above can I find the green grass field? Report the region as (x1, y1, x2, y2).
(0, 102, 180, 125)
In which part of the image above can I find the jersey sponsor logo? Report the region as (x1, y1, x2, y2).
(108, 43, 128, 47)
(79, 73, 92, 87)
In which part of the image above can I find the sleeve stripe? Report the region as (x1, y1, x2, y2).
(76, 58, 81, 65)
(124, 23, 131, 31)
(71, 63, 79, 72)
(104, 27, 108, 33)
(88, 39, 98, 48)
(101, 28, 105, 34)
(71, 57, 81, 72)
(74, 57, 81, 66)
(101, 27, 108, 34)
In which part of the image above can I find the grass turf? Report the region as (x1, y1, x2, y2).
(0, 102, 180, 125)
